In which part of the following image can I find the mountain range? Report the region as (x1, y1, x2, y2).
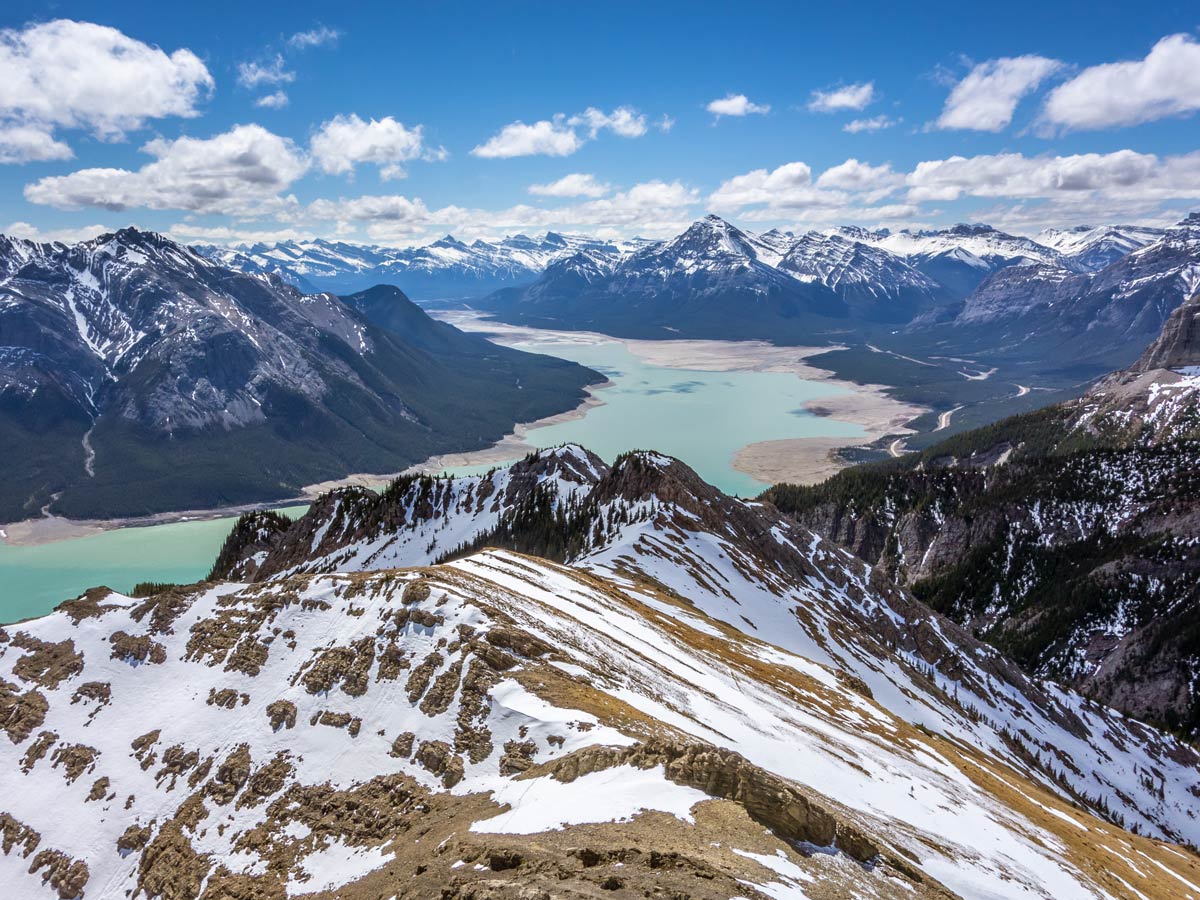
(2, 435, 1198, 898)
(765, 289, 1200, 736)
(201, 215, 1198, 384)
(198, 232, 648, 300)
(0, 229, 601, 522)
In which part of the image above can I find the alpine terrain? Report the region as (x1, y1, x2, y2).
(2, 444, 1199, 899)
(764, 289, 1200, 736)
(0, 229, 601, 522)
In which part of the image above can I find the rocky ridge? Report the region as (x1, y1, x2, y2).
(3, 445, 1200, 898)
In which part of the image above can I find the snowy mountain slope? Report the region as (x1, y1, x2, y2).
(198, 232, 638, 300)
(768, 293, 1200, 733)
(214, 447, 1200, 849)
(830, 223, 1069, 298)
(4, 450, 1200, 898)
(1038, 224, 1168, 272)
(0, 230, 600, 522)
(911, 214, 1200, 373)
(482, 216, 958, 339)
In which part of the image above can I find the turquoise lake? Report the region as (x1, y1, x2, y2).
(0, 333, 864, 623)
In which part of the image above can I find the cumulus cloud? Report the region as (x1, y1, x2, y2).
(304, 179, 698, 244)
(528, 173, 611, 198)
(237, 54, 294, 88)
(843, 115, 896, 133)
(472, 117, 583, 158)
(255, 90, 289, 109)
(288, 26, 341, 50)
(311, 114, 433, 179)
(706, 94, 770, 117)
(0, 19, 212, 161)
(24, 124, 309, 216)
(568, 106, 647, 138)
(709, 162, 839, 211)
(807, 82, 875, 113)
(1040, 34, 1200, 131)
(905, 149, 1200, 203)
(3, 220, 112, 244)
(472, 107, 649, 158)
(935, 56, 1063, 131)
(0, 125, 73, 164)
(815, 159, 903, 195)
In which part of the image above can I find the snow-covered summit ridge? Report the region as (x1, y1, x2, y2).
(213, 444, 1200, 853)
(5, 442, 1200, 897)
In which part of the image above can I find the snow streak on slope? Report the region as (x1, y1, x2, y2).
(219, 447, 1200, 847)
(3, 545, 1198, 900)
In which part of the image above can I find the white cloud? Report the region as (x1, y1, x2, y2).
(528, 173, 611, 198)
(237, 54, 294, 88)
(905, 149, 1200, 203)
(472, 106, 649, 159)
(807, 82, 875, 113)
(706, 94, 770, 117)
(568, 106, 647, 138)
(815, 159, 902, 195)
(255, 90, 289, 109)
(710, 162, 843, 211)
(657, 114, 675, 133)
(711, 150, 1200, 232)
(288, 27, 341, 50)
(0, 125, 73, 164)
(0, 18, 212, 160)
(843, 115, 896, 133)
(472, 117, 582, 158)
(304, 179, 698, 244)
(167, 222, 316, 246)
(3, 220, 112, 244)
(311, 114, 431, 179)
(25, 124, 309, 216)
(935, 56, 1063, 132)
(1041, 34, 1200, 131)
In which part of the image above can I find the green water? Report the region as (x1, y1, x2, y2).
(0, 506, 308, 625)
(470, 336, 863, 497)
(1, 334, 864, 623)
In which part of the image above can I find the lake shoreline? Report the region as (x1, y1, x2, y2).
(442, 313, 928, 488)
(1, 319, 927, 546)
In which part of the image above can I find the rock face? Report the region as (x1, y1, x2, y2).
(0, 230, 600, 521)
(1133, 289, 1200, 372)
(767, 300, 1200, 733)
(4, 446, 1200, 899)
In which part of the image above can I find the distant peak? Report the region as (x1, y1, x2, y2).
(947, 223, 998, 236)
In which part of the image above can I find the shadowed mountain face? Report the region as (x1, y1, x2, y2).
(0, 230, 602, 521)
(479, 216, 956, 341)
(3, 444, 1197, 899)
(903, 214, 1200, 377)
(765, 292, 1200, 734)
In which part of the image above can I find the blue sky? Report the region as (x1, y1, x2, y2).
(2, 0, 1199, 245)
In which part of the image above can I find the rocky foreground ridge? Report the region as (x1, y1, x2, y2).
(3, 446, 1199, 898)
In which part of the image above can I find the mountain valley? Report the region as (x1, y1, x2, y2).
(0, 230, 601, 522)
